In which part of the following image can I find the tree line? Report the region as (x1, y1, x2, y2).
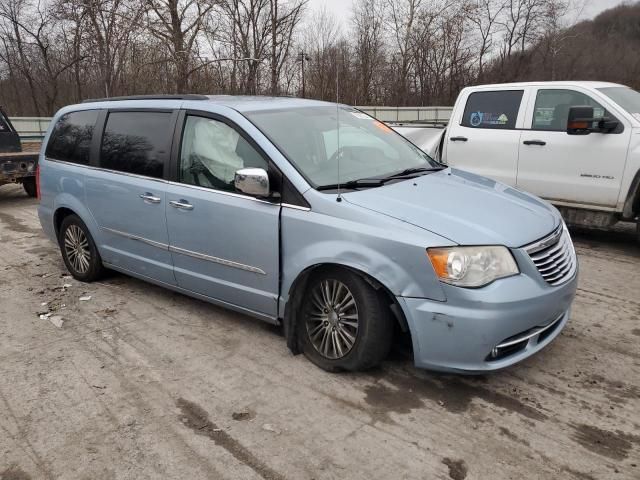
(0, 0, 637, 116)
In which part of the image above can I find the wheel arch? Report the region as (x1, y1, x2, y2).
(52, 195, 102, 247)
(622, 168, 640, 220)
(53, 207, 77, 237)
(282, 262, 410, 355)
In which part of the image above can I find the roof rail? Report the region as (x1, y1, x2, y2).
(82, 94, 209, 103)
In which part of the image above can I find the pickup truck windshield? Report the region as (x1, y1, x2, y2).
(245, 106, 438, 188)
(598, 87, 640, 118)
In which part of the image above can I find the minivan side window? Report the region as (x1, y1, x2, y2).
(461, 90, 523, 130)
(100, 111, 173, 179)
(532, 89, 609, 131)
(45, 110, 99, 164)
(178, 115, 268, 192)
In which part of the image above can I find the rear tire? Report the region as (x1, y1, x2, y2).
(300, 268, 393, 372)
(58, 214, 105, 282)
(23, 177, 36, 197)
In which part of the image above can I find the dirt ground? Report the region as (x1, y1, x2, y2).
(0, 184, 638, 480)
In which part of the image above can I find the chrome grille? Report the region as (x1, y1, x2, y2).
(525, 225, 577, 286)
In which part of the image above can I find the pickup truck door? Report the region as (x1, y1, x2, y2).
(517, 87, 630, 208)
(443, 89, 528, 186)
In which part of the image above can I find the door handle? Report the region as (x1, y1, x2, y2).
(139, 193, 161, 204)
(450, 136, 468, 142)
(523, 140, 546, 146)
(169, 199, 194, 210)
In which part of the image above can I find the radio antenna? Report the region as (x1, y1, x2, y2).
(336, 61, 342, 202)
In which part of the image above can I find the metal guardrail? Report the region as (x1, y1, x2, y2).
(11, 106, 452, 140)
(10, 117, 52, 141)
(356, 106, 452, 124)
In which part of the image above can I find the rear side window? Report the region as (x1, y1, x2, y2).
(100, 111, 173, 179)
(45, 110, 99, 164)
(461, 90, 523, 129)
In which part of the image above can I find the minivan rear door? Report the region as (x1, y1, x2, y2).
(85, 109, 177, 284)
(443, 89, 528, 186)
(165, 111, 280, 320)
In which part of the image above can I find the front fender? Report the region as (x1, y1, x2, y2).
(279, 206, 450, 313)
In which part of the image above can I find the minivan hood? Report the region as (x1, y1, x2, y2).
(343, 168, 560, 247)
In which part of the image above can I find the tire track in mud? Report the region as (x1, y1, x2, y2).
(177, 398, 286, 480)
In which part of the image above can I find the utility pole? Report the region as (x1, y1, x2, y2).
(297, 51, 311, 98)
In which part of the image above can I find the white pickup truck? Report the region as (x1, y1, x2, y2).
(395, 81, 640, 240)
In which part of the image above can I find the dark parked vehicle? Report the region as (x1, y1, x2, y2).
(0, 107, 38, 197)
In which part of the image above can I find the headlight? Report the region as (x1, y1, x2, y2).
(427, 246, 519, 287)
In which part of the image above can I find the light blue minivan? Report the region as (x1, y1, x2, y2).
(37, 95, 578, 373)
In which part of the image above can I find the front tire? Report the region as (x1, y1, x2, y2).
(300, 268, 393, 372)
(58, 214, 105, 282)
(23, 177, 36, 197)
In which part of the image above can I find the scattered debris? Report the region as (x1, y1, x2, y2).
(262, 423, 281, 435)
(92, 384, 107, 389)
(48, 315, 64, 328)
(79, 295, 92, 301)
(40, 302, 48, 306)
(38, 311, 64, 328)
(232, 410, 253, 421)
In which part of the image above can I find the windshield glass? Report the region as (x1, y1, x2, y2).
(598, 87, 640, 119)
(245, 106, 439, 188)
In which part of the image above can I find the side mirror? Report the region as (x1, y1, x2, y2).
(234, 167, 270, 197)
(567, 106, 594, 135)
(597, 117, 620, 132)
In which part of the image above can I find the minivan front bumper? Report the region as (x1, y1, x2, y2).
(399, 253, 578, 373)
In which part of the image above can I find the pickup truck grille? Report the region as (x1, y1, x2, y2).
(525, 225, 576, 286)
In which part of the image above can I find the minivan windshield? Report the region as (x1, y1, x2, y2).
(245, 106, 440, 189)
(598, 87, 640, 119)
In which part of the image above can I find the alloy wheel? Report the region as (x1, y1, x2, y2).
(306, 279, 359, 359)
(64, 225, 91, 274)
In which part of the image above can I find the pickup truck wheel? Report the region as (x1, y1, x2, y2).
(300, 268, 393, 372)
(58, 215, 105, 282)
(22, 177, 36, 197)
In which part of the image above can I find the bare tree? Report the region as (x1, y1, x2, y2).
(352, 0, 385, 104)
(269, 0, 306, 95)
(469, 0, 505, 81)
(302, 5, 341, 100)
(145, 0, 217, 93)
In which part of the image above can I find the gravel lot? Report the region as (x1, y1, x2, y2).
(1, 184, 638, 480)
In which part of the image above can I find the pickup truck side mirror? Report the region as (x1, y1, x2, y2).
(567, 106, 594, 135)
(567, 106, 621, 135)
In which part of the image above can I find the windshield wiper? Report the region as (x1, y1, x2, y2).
(383, 166, 446, 179)
(316, 178, 384, 191)
(316, 166, 446, 191)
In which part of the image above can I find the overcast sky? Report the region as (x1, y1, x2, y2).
(310, 0, 632, 28)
